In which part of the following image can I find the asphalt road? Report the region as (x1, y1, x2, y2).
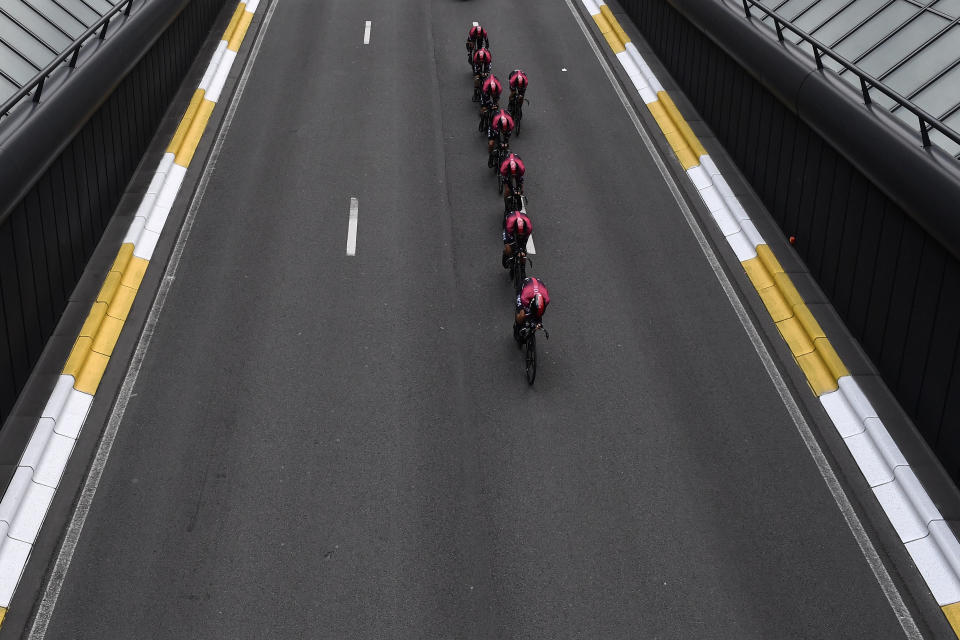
(24, 0, 930, 637)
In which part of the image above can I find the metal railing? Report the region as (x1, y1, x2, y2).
(739, 0, 960, 155)
(0, 0, 135, 120)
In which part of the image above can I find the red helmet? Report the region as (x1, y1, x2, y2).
(494, 109, 513, 131)
(483, 75, 502, 95)
(469, 25, 486, 39)
(510, 70, 528, 89)
(473, 48, 491, 65)
(530, 293, 545, 317)
(515, 215, 530, 235)
(501, 153, 524, 175)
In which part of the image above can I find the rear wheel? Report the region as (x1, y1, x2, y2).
(525, 332, 537, 384)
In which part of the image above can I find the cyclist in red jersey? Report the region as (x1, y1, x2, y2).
(502, 210, 532, 268)
(487, 108, 514, 166)
(479, 74, 503, 129)
(499, 152, 525, 210)
(514, 277, 550, 342)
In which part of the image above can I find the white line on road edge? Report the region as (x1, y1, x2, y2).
(346, 197, 359, 256)
(363, 20, 371, 45)
(25, 1, 280, 637)
(561, 0, 922, 637)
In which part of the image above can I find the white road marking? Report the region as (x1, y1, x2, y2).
(520, 196, 536, 254)
(363, 20, 371, 44)
(26, 1, 281, 637)
(562, 67, 568, 71)
(562, 0, 921, 637)
(346, 197, 359, 256)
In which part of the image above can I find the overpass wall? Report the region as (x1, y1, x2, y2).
(619, 0, 960, 480)
(0, 0, 230, 425)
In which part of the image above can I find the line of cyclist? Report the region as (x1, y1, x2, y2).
(466, 24, 551, 346)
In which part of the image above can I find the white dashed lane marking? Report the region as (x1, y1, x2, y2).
(346, 197, 359, 256)
(363, 20, 371, 44)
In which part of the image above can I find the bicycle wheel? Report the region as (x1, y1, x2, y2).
(525, 332, 537, 384)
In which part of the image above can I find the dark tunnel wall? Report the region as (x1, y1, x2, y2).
(618, 0, 960, 480)
(0, 0, 230, 426)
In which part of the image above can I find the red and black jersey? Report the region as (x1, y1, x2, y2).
(504, 211, 532, 242)
(472, 48, 492, 74)
(499, 154, 525, 178)
(468, 25, 489, 49)
(509, 69, 528, 92)
(517, 278, 550, 317)
(490, 109, 514, 135)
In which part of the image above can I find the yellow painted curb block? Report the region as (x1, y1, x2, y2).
(646, 101, 697, 171)
(742, 255, 773, 290)
(228, 10, 254, 52)
(62, 244, 147, 395)
(174, 99, 215, 168)
(0, 606, 5, 629)
(600, 6, 630, 47)
(775, 315, 815, 357)
(796, 351, 840, 395)
(942, 602, 960, 638)
(816, 337, 849, 380)
(222, 3, 246, 43)
(658, 91, 706, 166)
(167, 89, 204, 156)
(592, 13, 625, 53)
(646, 93, 702, 170)
(741, 245, 848, 396)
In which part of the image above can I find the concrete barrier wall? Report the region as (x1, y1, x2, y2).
(619, 0, 960, 480)
(0, 0, 229, 426)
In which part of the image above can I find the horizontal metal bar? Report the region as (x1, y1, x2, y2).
(740, 0, 960, 149)
(0, 0, 139, 117)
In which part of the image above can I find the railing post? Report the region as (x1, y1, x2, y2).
(124, 0, 132, 16)
(860, 78, 871, 105)
(69, 47, 80, 68)
(743, 0, 751, 18)
(775, 19, 784, 42)
(32, 76, 44, 102)
(813, 46, 823, 70)
(920, 117, 931, 147)
(99, 19, 109, 39)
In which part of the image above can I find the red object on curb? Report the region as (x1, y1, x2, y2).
(789, 235, 797, 245)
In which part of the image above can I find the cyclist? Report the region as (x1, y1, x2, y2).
(472, 48, 492, 101)
(487, 108, 514, 167)
(502, 210, 532, 268)
(514, 276, 550, 342)
(508, 69, 528, 107)
(479, 74, 503, 132)
(499, 152, 525, 210)
(466, 24, 489, 64)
